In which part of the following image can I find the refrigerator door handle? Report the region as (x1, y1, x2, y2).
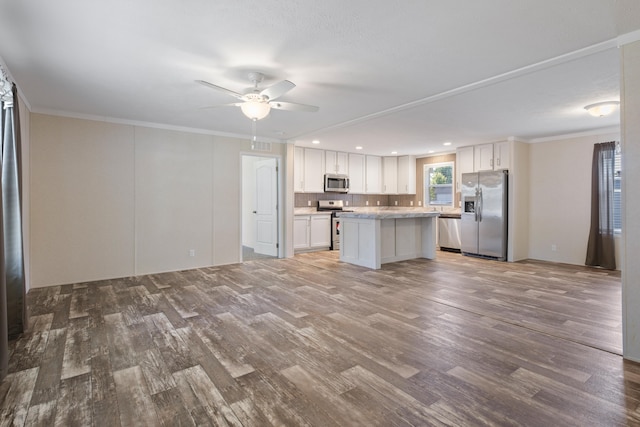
(478, 188, 483, 222)
(474, 188, 479, 222)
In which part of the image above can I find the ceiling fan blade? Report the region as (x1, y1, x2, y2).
(270, 101, 319, 112)
(195, 80, 244, 100)
(260, 80, 295, 101)
(199, 102, 244, 110)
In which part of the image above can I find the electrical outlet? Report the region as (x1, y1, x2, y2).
(394, 201, 398, 206)
(189, 249, 195, 257)
(376, 200, 380, 206)
(551, 244, 557, 252)
(345, 200, 349, 206)
(418, 201, 422, 206)
(307, 200, 311, 206)
(366, 200, 369, 206)
(410, 201, 414, 206)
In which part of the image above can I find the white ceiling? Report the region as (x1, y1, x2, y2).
(1, 1, 639, 156)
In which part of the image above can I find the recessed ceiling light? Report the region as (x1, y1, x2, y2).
(443, 142, 452, 146)
(312, 140, 320, 144)
(428, 150, 435, 154)
(355, 146, 363, 150)
(391, 151, 398, 154)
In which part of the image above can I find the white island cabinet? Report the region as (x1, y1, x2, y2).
(337, 211, 439, 269)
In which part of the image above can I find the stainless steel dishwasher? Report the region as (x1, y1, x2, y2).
(438, 214, 461, 252)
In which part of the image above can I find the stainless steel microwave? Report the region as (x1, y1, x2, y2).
(324, 174, 349, 193)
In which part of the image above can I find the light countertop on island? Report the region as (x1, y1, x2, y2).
(336, 210, 440, 220)
(338, 210, 439, 269)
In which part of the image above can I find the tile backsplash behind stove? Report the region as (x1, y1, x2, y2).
(295, 193, 418, 208)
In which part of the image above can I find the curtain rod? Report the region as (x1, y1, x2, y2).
(0, 64, 13, 103)
(0, 55, 15, 85)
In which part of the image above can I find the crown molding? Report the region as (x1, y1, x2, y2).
(30, 107, 287, 144)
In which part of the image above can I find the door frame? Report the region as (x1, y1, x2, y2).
(240, 152, 283, 261)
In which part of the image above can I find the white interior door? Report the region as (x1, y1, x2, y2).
(254, 158, 278, 256)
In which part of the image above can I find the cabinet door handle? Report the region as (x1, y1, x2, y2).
(497, 158, 501, 166)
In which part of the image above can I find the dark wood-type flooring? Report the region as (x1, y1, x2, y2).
(2, 250, 639, 426)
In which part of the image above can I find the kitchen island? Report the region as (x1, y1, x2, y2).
(337, 211, 440, 269)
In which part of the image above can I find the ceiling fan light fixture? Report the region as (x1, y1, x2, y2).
(240, 100, 271, 120)
(584, 101, 620, 117)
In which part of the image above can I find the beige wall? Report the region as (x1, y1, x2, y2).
(31, 115, 136, 286)
(622, 40, 640, 362)
(508, 141, 530, 262)
(134, 127, 214, 275)
(528, 131, 620, 266)
(29, 113, 285, 287)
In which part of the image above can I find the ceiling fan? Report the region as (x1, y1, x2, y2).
(196, 72, 319, 120)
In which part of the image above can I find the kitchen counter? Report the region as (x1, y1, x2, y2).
(294, 208, 334, 216)
(338, 211, 439, 269)
(337, 211, 440, 220)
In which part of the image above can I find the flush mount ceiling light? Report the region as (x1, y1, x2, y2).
(584, 101, 620, 117)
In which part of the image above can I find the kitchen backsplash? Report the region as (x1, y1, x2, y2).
(295, 193, 418, 208)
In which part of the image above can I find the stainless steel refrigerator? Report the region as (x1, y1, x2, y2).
(461, 170, 508, 260)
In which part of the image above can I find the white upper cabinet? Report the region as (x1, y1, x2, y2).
(493, 141, 510, 170)
(474, 143, 494, 172)
(303, 148, 325, 192)
(397, 155, 416, 194)
(382, 157, 398, 194)
(325, 151, 348, 175)
(348, 153, 365, 193)
(294, 147, 305, 192)
(456, 141, 511, 190)
(295, 147, 417, 195)
(365, 155, 382, 194)
(456, 146, 474, 192)
(473, 141, 511, 172)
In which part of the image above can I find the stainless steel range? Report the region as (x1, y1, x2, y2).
(317, 200, 352, 251)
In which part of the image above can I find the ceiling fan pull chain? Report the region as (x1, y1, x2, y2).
(252, 118, 257, 146)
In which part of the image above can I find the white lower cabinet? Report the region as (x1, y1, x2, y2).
(294, 214, 331, 252)
(294, 216, 311, 250)
(310, 215, 331, 247)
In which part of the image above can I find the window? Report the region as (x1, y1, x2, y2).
(424, 162, 454, 207)
(614, 146, 621, 233)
